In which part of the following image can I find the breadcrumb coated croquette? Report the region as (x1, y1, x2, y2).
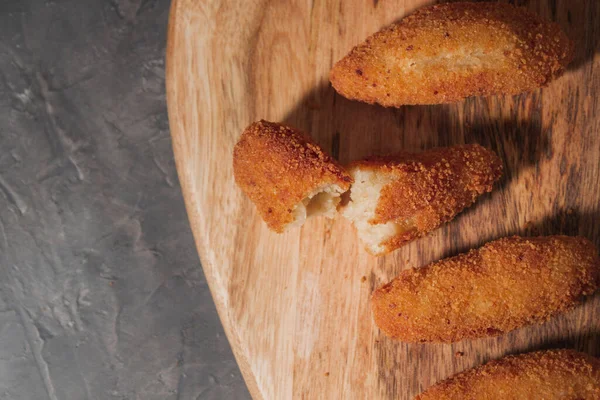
(416, 349, 600, 399)
(372, 236, 600, 342)
(330, 2, 574, 106)
(342, 145, 502, 255)
(233, 120, 352, 233)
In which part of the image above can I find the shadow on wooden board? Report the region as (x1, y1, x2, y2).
(283, 81, 547, 179)
(437, 208, 600, 259)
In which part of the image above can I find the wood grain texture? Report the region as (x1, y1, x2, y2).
(166, 1, 600, 399)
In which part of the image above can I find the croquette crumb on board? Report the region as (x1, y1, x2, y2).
(166, 0, 600, 399)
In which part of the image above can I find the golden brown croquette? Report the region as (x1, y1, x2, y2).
(330, 2, 574, 106)
(415, 349, 600, 399)
(342, 145, 502, 255)
(233, 120, 352, 232)
(372, 236, 600, 342)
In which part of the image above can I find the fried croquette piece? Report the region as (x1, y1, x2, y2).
(341, 145, 502, 255)
(415, 349, 600, 399)
(330, 2, 574, 106)
(372, 236, 600, 343)
(233, 120, 352, 233)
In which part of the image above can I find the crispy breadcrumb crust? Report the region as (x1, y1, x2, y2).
(233, 120, 352, 232)
(348, 144, 502, 254)
(330, 2, 574, 106)
(372, 236, 600, 343)
(416, 349, 600, 399)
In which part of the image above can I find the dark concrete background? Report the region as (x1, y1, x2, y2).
(0, 0, 250, 398)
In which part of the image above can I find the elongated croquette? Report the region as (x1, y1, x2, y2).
(330, 2, 574, 106)
(233, 120, 352, 232)
(416, 349, 600, 399)
(342, 145, 502, 255)
(372, 236, 600, 342)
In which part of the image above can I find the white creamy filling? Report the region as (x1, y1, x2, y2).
(342, 168, 404, 254)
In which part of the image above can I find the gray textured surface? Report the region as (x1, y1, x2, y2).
(0, 0, 250, 398)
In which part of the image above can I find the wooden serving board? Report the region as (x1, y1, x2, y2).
(166, 1, 600, 398)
